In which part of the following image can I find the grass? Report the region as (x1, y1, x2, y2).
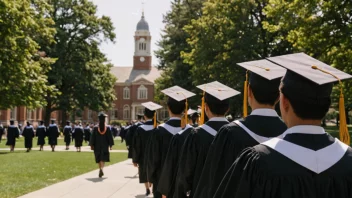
(0, 151, 127, 198)
(0, 137, 127, 150)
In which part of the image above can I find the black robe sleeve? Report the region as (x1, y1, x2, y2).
(174, 133, 198, 197)
(194, 125, 247, 198)
(90, 129, 96, 147)
(158, 134, 183, 196)
(132, 127, 142, 164)
(213, 148, 259, 198)
(146, 128, 161, 183)
(107, 128, 114, 147)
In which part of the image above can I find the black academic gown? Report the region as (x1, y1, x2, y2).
(158, 124, 194, 197)
(63, 126, 72, 146)
(174, 118, 229, 198)
(22, 126, 35, 148)
(146, 118, 182, 198)
(132, 120, 155, 183)
(73, 126, 84, 147)
(194, 109, 287, 198)
(214, 126, 352, 198)
(6, 126, 20, 146)
(36, 125, 46, 145)
(47, 124, 59, 146)
(126, 122, 143, 158)
(0, 126, 4, 143)
(84, 126, 91, 142)
(90, 126, 114, 163)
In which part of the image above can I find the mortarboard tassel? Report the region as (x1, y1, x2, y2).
(243, 71, 249, 118)
(312, 66, 350, 145)
(199, 91, 205, 125)
(153, 112, 157, 128)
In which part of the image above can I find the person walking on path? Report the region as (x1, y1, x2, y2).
(36, 121, 46, 151)
(90, 112, 114, 178)
(6, 120, 20, 152)
(48, 119, 60, 152)
(22, 122, 35, 152)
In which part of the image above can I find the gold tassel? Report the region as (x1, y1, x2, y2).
(182, 99, 188, 128)
(199, 91, 205, 125)
(153, 112, 157, 128)
(312, 66, 350, 145)
(243, 71, 249, 118)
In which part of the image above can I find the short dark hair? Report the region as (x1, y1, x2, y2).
(144, 108, 155, 119)
(249, 73, 280, 106)
(167, 97, 186, 115)
(205, 93, 229, 115)
(191, 113, 199, 124)
(281, 71, 332, 120)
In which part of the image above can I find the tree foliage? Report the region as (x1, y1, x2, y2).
(264, 0, 352, 112)
(0, 0, 56, 109)
(43, 0, 117, 124)
(154, 0, 205, 108)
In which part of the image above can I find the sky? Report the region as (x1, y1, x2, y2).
(91, 0, 172, 67)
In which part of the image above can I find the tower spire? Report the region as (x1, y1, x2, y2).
(142, 0, 145, 18)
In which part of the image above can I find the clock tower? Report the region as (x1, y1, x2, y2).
(133, 11, 152, 70)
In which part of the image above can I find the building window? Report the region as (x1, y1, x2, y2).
(88, 110, 92, 119)
(110, 109, 118, 119)
(139, 43, 146, 50)
(10, 107, 17, 120)
(123, 87, 130, 99)
(136, 107, 144, 117)
(27, 109, 32, 120)
(160, 108, 169, 120)
(137, 85, 148, 100)
(123, 105, 130, 120)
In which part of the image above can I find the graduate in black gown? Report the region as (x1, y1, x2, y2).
(0, 123, 4, 143)
(36, 121, 46, 151)
(194, 60, 288, 198)
(63, 121, 72, 150)
(90, 112, 114, 178)
(48, 119, 59, 152)
(147, 86, 195, 198)
(158, 109, 196, 198)
(6, 120, 20, 152)
(173, 81, 239, 198)
(84, 123, 91, 144)
(126, 116, 144, 159)
(73, 122, 84, 152)
(133, 102, 163, 196)
(214, 53, 352, 198)
(22, 122, 35, 152)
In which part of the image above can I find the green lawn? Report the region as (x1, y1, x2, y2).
(0, 151, 127, 198)
(0, 137, 127, 150)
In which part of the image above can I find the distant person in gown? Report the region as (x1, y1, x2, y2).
(90, 112, 114, 178)
(6, 120, 20, 152)
(22, 122, 35, 152)
(0, 123, 4, 143)
(48, 119, 60, 152)
(84, 123, 91, 144)
(36, 121, 46, 151)
(63, 121, 72, 150)
(73, 122, 84, 152)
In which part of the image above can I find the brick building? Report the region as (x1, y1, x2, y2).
(0, 12, 165, 126)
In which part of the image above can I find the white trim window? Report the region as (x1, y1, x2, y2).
(10, 107, 17, 120)
(136, 107, 144, 117)
(123, 105, 130, 120)
(110, 109, 118, 119)
(88, 110, 92, 119)
(123, 87, 130, 100)
(160, 108, 169, 120)
(137, 85, 148, 100)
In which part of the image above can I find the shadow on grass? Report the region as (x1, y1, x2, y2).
(0, 152, 9, 155)
(86, 177, 107, 183)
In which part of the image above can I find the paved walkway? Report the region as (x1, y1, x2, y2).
(0, 146, 128, 153)
(19, 159, 153, 198)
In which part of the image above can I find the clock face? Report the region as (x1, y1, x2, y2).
(140, 57, 145, 62)
(139, 38, 145, 42)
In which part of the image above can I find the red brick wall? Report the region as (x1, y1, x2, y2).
(133, 56, 151, 70)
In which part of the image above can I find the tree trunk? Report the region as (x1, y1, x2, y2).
(61, 110, 68, 128)
(44, 102, 52, 126)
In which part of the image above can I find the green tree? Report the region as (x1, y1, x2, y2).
(182, 0, 293, 116)
(264, 0, 352, 122)
(154, 0, 206, 108)
(0, 0, 56, 109)
(44, 0, 116, 125)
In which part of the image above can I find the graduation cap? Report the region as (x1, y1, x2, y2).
(187, 109, 198, 116)
(142, 102, 163, 128)
(237, 59, 287, 117)
(98, 112, 107, 118)
(66, 120, 71, 124)
(161, 86, 196, 126)
(267, 52, 352, 145)
(196, 81, 241, 125)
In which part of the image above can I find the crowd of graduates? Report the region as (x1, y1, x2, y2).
(123, 53, 352, 198)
